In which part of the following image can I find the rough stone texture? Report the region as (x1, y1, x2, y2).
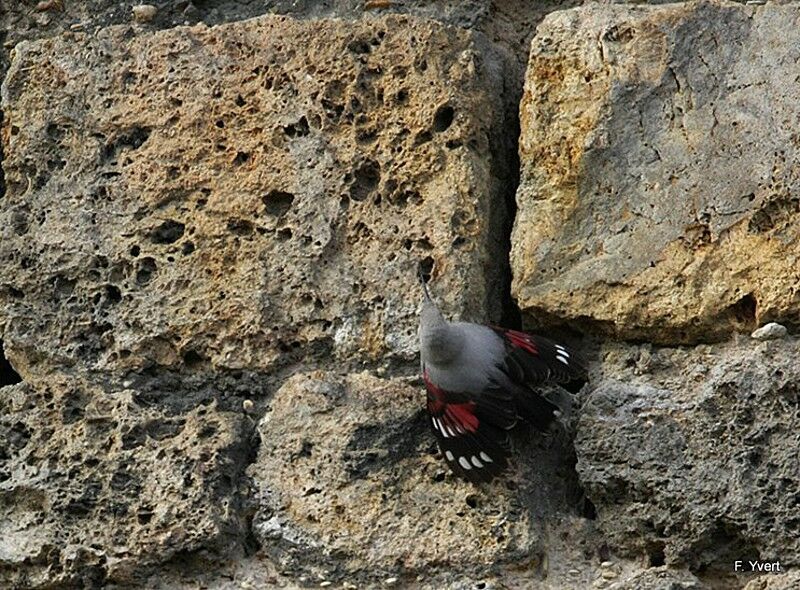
(249, 370, 604, 588)
(512, 0, 800, 343)
(0, 377, 251, 588)
(743, 570, 800, 590)
(576, 337, 800, 584)
(751, 322, 788, 341)
(1, 14, 512, 380)
(2, 1, 797, 588)
(605, 566, 704, 590)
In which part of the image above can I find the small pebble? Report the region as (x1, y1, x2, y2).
(35, 0, 62, 12)
(242, 399, 255, 413)
(319, 582, 332, 588)
(751, 322, 788, 341)
(601, 569, 618, 580)
(568, 569, 581, 576)
(600, 561, 614, 568)
(385, 578, 398, 586)
(132, 4, 158, 23)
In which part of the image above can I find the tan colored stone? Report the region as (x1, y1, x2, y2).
(743, 570, 800, 590)
(0, 14, 510, 379)
(0, 377, 249, 587)
(248, 370, 584, 582)
(132, 4, 158, 23)
(511, 1, 800, 343)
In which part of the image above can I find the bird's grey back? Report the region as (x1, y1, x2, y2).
(422, 321, 506, 394)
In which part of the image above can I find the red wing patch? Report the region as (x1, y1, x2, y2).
(423, 368, 510, 483)
(503, 329, 539, 356)
(444, 403, 479, 433)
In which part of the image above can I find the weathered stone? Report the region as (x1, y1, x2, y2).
(751, 322, 788, 341)
(132, 4, 158, 23)
(576, 338, 800, 578)
(248, 370, 594, 586)
(0, 377, 250, 588)
(512, 1, 800, 343)
(743, 570, 800, 590)
(1, 14, 511, 379)
(606, 566, 704, 589)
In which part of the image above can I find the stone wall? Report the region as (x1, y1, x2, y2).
(1, 1, 798, 589)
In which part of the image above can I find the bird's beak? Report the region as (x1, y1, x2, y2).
(417, 265, 431, 301)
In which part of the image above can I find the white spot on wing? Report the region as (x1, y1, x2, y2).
(556, 353, 569, 365)
(445, 450, 455, 462)
(433, 418, 445, 437)
(479, 452, 493, 463)
(470, 455, 483, 468)
(458, 457, 472, 470)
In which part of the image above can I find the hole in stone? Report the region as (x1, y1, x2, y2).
(235, 95, 246, 107)
(465, 494, 479, 509)
(263, 190, 295, 217)
(183, 350, 204, 367)
(137, 509, 154, 525)
(731, 293, 757, 325)
(130, 245, 141, 257)
(283, 116, 310, 138)
(182, 241, 195, 255)
(233, 151, 250, 166)
(136, 258, 157, 285)
(215, 120, 225, 128)
(53, 275, 76, 300)
(0, 341, 23, 387)
(582, 497, 597, 520)
(149, 220, 185, 245)
(227, 219, 254, 236)
(62, 390, 89, 424)
(414, 130, 433, 146)
(101, 126, 151, 162)
(433, 104, 455, 132)
(418, 256, 434, 282)
(347, 39, 371, 54)
(648, 544, 666, 567)
(106, 285, 122, 303)
(277, 228, 293, 241)
(349, 160, 381, 202)
(198, 423, 218, 439)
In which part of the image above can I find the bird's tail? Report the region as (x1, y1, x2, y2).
(514, 388, 561, 431)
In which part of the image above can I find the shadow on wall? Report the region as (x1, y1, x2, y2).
(0, 340, 22, 387)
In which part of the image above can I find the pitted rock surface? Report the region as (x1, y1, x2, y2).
(512, 1, 800, 343)
(1, 15, 511, 379)
(0, 378, 250, 588)
(577, 337, 800, 580)
(248, 371, 595, 586)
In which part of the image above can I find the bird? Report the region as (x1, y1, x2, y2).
(418, 270, 587, 483)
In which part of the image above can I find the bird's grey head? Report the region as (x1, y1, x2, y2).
(418, 270, 462, 365)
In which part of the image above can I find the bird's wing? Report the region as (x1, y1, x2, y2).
(491, 327, 587, 430)
(424, 368, 514, 483)
(493, 327, 587, 384)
